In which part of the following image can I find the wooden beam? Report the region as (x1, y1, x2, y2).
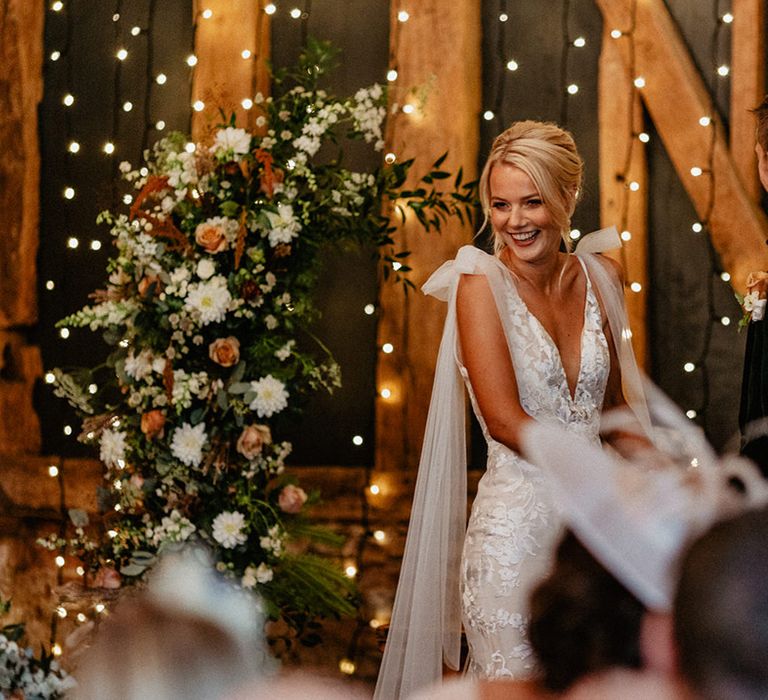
(731, 0, 765, 201)
(0, 0, 43, 328)
(598, 21, 649, 369)
(595, 0, 768, 295)
(191, 0, 271, 140)
(375, 1, 481, 472)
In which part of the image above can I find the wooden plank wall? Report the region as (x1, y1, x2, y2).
(0, 0, 44, 453)
(375, 1, 482, 474)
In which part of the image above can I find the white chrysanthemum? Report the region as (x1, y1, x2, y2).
(170, 422, 207, 467)
(265, 203, 301, 247)
(184, 275, 232, 325)
(100, 429, 127, 467)
(212, 127, 252, 158)
(249, 375, 289, 417)
(212, 510, 247, 548)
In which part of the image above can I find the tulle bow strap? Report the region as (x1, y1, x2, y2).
(573, 225, 621, 255)
(422, 245, 489, 301)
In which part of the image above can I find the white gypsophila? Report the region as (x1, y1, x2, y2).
(275, 340, 295, 361)
(351, 84, 386, 149)
(259, 525, 283, 557)
(150, 509, 197, 547)
(99, 429, 127, 468)
(212, 127, 252, 159)
(196, 258, 216, 280)
(264, 203, 301, 247)
(212, 510, 247, 548)
(170, 422, 207, 467)
(184, 275, 232, 325)
(170, 370, 209, 410)
(249, 374, 289, 417)
(165, 150, 198, 190)
(124, 349, 154, 381)
(255, 562, 273, 584)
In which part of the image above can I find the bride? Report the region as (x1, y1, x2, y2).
(374, 121, 649, 699)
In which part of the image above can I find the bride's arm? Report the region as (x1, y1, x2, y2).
(456, 272, 532, 452)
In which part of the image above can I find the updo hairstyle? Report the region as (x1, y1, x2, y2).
(478, 120, 584, 255)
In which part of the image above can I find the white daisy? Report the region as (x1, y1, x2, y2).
(184, 275, 232, 325)
(170, 422, 207, 467)
(212, 511, 247, 548)
(249, 375, 289, 417)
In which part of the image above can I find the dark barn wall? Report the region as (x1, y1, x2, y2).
(38, 0, 195, 457)
(647, 0, 755, 450)
(271, 2, 389, 467)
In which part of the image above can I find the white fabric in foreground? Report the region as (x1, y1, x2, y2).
(374, 232, 649, 699)
(521, 387, 768, 611)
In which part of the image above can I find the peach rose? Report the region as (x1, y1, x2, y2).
(236, 424, 272, 460)
(140, 409, 166, 440)
(209, 337, 240, 367)
(93, 566, 122, 589)
(278, 484, 307, 514)
(195, 221, 228, 253)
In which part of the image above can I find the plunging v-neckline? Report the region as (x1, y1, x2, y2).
(501, 257, 590, 403)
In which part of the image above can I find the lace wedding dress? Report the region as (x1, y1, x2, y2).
(459, 254, 609, 678)
(374, 233, 646, 700)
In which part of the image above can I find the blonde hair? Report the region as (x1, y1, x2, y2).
(479, 120, 584, 255)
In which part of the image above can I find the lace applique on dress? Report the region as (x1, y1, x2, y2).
(459, 257, 609, 679)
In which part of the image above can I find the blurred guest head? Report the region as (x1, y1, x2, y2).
(528, 531, 645, 692)
(674, 506, 768, 700)
(72, 547, 272, 700)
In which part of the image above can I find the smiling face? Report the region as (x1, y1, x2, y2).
(489, 163, 562, 265)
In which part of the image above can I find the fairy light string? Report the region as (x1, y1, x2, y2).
(685, 0, 733, 427)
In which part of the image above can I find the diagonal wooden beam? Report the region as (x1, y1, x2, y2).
(730, 0, 765, 201)
(598, 20, 649, 369)
(596, 0, 768, 295)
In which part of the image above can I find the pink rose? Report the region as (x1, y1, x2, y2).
(93, 566, 122, 589)
(236, 424, 272, 460)
(209, 337, 240, 367)
(278, 484, 307, 514)
(195, 221, 228, 253)
(140, 409, 166, 440)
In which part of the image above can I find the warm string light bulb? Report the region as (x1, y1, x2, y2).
(387, 69, 398, 81)
(264, 3, 276, 14)
(289, 7, 301, 18)
(397, 10, 410, 22)
(506, 59, 519, 71)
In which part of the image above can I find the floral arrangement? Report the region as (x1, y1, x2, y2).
(736, 271, 768, 329)
(0, 598, 75, 699)
(49, 39, 476, 641)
